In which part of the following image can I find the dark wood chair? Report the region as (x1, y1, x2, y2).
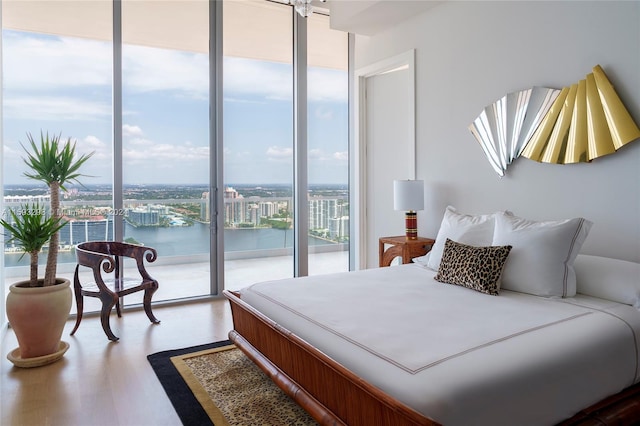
(70, 241, 160, 341)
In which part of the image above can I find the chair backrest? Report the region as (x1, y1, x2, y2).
(76, 241, 158, 281)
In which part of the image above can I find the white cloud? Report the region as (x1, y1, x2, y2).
(223, 97, 267, 105)
(266, 146, 293, 159)
(123, 45, 208, 98)
(309, 68, 348, 103)
(77, 136, 111, 180)
(3, 33, 112, 90)
(309, 149, 323, 159)
(128, 137, 154, 147)
(307, 149, 348, 163)
(3, 96, 111, 121)
(80, 135, 110, 160)
(224, 57, 293, 102)
(77, 123, 211, 174)
(2, 143, 23, 160)
(3, 32, 346, 124)
(3, 32, 347, 184)
(3, 32, 210, 99)
(124, 142, 209, 166)
(2, 134, 113, 184)
(82, 135, 104, 148)
(333, 151, 348, 161)
(314, 106, 334, 120)
(224, 58, 348, 103)
(123, 124, 144, 137)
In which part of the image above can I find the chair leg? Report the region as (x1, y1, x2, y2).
(143, 287, 160, 324)
(70, 285, 84, 336)
(99, 294, 120, 342)
(70, 268, 83, 336)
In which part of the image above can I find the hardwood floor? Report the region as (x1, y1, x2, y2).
(1, 298, 234, 426)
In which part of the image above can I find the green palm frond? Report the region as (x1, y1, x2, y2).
(0, 203, 66, 255)
(22, 131, 94, 191)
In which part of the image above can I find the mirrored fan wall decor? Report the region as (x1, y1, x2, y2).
(469, 65, 640, 176)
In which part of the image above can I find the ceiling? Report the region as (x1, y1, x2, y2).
(2, 0, 440, 60)
(2, 0, 347, 69)
(326, 0, 443, 36)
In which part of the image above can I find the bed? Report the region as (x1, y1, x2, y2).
(224, 208, 640, 425)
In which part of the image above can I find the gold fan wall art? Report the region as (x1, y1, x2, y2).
(470, 65, 640, 176)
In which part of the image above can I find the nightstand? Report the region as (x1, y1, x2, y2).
(379, 236, 435, 267)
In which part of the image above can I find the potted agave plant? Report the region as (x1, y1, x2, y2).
(1, 131, 92, 367)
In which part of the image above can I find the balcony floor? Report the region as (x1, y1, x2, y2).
(4, 250, 350, 315)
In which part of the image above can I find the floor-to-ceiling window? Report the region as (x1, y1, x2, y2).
(121, 0, 211, 303)
(1, 1, 113, 314)
(222, 0, 295, 289)
(2, 0, 349, 310)
(222, 2, 350, 289)
(307, 12, 349, 276)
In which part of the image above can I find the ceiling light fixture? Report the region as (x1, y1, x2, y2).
(290, 0, 326, 18)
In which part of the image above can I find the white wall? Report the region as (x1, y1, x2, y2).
(355, 1, 640, 262)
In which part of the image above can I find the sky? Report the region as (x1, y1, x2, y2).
(2, 29, 348, 187)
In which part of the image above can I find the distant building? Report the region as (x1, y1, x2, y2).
(148, 204, 169, 215)
(224, 187, 244, 225)
(2, 196, 53, 246)
(259, 201, 273, 217)
(309, 198, 339, 230)
(248, 204, 260, 225)
(59, 219, 113, 245)
(3, 194, 51, 216)
(224, 187, 240, 199)
(63, 188, 79, 198)
(129, 208, 159, 226)
(201, 191, 210, 222)
(329, 216, 349, 239)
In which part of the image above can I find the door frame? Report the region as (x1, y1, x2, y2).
(351, 50, 416, 269)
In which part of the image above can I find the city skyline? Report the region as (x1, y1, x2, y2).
(3, 185, 350, 255)
(2, 182, 348, 193)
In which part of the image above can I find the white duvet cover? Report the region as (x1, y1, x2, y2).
(240, 264, 640, 426)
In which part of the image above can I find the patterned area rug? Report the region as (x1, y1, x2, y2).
(147, 340, 317, 426)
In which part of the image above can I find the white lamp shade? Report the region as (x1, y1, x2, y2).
(393, 180, 424, 211)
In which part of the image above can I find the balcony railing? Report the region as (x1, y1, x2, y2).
(3, 194, 350, 313)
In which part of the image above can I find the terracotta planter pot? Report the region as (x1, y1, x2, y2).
(6, 278, 72, 361)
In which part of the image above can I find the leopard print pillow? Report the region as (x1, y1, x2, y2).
(434, 238, 512, 296)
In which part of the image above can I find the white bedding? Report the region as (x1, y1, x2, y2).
(240, 263, 640, 426)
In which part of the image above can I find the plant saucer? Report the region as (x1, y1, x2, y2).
(7, 341, 70, 368)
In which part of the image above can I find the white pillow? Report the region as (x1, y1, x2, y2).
(427, 206, 501, 271)
(492, 212, 593, 297)
(412, 252, 431, 267)
(574, 254, 640, 309)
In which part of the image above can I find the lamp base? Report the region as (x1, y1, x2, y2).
(405, 211, 417, 240)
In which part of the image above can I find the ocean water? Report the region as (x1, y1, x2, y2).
(4, 222, 334, 267)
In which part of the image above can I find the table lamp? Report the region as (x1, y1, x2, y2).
(393, 180, 424, 240)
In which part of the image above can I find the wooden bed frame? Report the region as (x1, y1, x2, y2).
(224, 290, 640, 426)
